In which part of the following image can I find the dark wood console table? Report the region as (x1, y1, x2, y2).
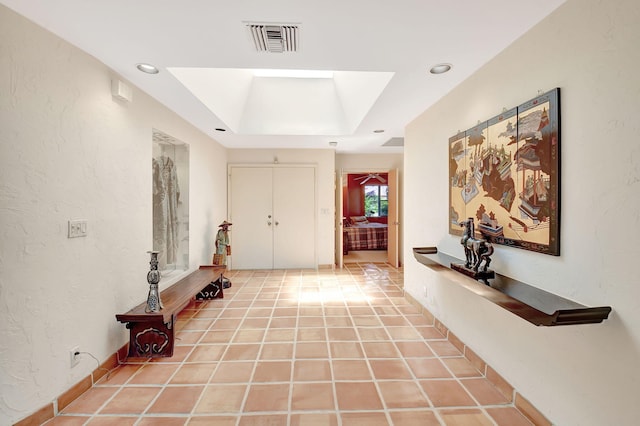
(116, 265, 225, 358)
(413, 247, 611, 326)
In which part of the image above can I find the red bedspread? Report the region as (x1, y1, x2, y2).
(344, 223, 388, 251)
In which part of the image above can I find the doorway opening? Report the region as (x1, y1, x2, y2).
(337, 169, 399, 267)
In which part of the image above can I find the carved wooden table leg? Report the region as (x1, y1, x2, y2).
(196, 280, 224, 300)
(126, 315, 176, 358)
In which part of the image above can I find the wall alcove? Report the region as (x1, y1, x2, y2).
(152, 130, 189, 275)
(413, 247, 611, 326)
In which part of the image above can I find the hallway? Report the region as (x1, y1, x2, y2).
(46, 264, 533, 425)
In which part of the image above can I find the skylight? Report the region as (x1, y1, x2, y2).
(168, 67, 394, 135)
(253, 69, 334, 79)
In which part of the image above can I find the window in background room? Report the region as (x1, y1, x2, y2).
(364, 185, 388, 217)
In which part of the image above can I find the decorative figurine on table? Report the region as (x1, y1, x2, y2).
(145, 251, 163, 312)
(452, 217, 495, 284)
(196, 220, 232, 300)
(214, 220, 232, 289)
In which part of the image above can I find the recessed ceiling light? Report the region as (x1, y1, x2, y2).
(136, 63, 159, 74)
(429, 63, 452, 74)
(373, 129, 385, 133)
(329, 141, 338, 147)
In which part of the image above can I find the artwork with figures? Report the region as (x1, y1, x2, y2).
(449, 88, 560, 255)
(152, 130, 190, 271)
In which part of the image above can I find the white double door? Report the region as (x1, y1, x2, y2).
(229, 166, 316, 270)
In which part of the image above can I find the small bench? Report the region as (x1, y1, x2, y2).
(116, 265, 225, 358)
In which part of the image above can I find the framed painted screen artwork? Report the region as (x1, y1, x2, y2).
(449, 88, 560, 255)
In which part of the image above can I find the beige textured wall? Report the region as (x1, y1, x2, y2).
(404, 0, 640, 424)
(0, 6, 228, 423)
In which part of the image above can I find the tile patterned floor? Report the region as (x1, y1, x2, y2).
(46, 263, 534, 426)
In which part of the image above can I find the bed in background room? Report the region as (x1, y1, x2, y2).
(344, 216, 388, 253)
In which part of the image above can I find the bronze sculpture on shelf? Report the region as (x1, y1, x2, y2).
(453, 217, 495, 284)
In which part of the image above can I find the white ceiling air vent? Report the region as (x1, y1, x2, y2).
(246, 23, 299, 53)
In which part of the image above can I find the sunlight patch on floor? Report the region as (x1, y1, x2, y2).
(296, 288, 373, 304)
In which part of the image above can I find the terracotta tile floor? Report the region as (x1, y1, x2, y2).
(46, 263, 533, 425)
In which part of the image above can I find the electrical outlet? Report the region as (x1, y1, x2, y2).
(68, 220, 88, 238)
(70, 346, 80, 368)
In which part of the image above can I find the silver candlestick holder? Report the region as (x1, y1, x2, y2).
(145, 251, 163, 313)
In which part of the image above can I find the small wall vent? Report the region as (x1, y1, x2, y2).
(246, 22, 300, 53)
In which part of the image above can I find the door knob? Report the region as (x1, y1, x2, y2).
(275, 221, 279, 226)
(267, 221, 272, 226)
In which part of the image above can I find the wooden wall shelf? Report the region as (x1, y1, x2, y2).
(413, 247, 611, 326)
